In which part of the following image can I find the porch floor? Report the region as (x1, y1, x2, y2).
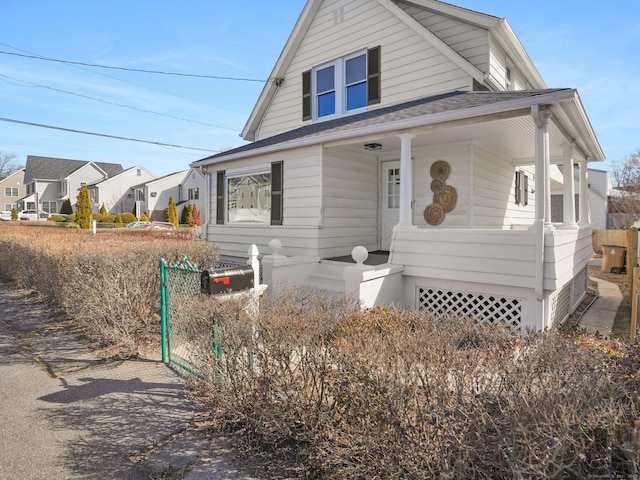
(324, 250, 390, 266)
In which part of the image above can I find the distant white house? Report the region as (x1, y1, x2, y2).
(87, 165, 155, 214)
(0, 168, 26, 212)
(178, 168, 206, 222)
(132, 170, 188, 221)
(21, 155, 123, 215)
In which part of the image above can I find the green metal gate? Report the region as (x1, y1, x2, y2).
(159, 256, 203, 375)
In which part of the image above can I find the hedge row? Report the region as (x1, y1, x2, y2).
(0, 223, 217, 356)
(184, 289, 640, 479)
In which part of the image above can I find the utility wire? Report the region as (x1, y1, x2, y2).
(0, 116, 221, 153)
(0, 73, 241, 131)
(0, 42, 252, 115)
(0, 49, 267, 82)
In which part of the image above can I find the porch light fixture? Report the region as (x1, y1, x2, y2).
(364, 142, 382, 151)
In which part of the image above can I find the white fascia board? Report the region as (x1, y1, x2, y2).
(550, 93, 605, 162)
(377, 0, 485, 83)
(241, 0, 321, 142)
(396, 0, 500, 29)
(195, 90, 578, 167)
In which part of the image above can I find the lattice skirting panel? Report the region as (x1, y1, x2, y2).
(417, 288, 522, 331)
(549, 266, 588, 327)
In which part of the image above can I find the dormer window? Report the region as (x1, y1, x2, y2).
(302, 46, 380, 122)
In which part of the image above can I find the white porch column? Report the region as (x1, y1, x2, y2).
(532, 105, 552, 228)
(578, 160, 590, 226)
(397, 133, 415, 227)
(562, 144, 577, 228)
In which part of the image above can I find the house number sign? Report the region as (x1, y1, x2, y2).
(424, 160, 457, 226)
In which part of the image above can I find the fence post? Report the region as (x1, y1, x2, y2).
(159, 258, 168, 363)
(632, 268, 639, 341)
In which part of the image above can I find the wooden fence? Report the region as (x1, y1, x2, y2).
(594, 229, 639, 340)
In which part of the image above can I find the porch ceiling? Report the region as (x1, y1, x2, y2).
(329, 113, 571, 166)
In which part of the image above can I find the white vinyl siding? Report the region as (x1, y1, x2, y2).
(471, 145, 535, 227)
(394, 2, 490, 73)
(412, 144, 471, 228)
(206, 146, 323, 258)
(488, 41, 532, 91)
(256, 0, 472, 140)
(319, 150, 378, 257)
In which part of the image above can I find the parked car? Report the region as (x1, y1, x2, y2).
(125, 221, 152, 229)
(0, 211, 12, 221)
(145, 221, 177, 231)
(18, 210, 50, 221)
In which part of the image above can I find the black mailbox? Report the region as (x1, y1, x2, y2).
(201, 266, 254, 295)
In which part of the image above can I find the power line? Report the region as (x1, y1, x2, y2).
(0, 49, 267, 82)
(0, 116, 221, 153)
(0, 42, 252, 115)
(0, 73, 241, 131)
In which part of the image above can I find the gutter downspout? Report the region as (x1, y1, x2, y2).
(531, 104, 550, 305)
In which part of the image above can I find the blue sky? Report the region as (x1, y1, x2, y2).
(1, 1, 638, 178)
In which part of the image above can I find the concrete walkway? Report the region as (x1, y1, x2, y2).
(0, 281, 258, 479)
(578, 276, 623, 338)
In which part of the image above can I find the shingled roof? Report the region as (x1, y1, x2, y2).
(195, 89, 569, 164)
(24, 156, 123, 183)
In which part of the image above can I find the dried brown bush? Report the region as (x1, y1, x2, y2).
(0, 223, 217, 356)
(185, 293, 640, 479)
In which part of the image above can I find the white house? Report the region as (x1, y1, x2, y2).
(21, 155, 123, 215)
(192, 0, 605, 331)
(178, 168, 206, 222)
(0, 168, 26, 212)
(87, 165, 155, 214)
(132, 170, 188, 221)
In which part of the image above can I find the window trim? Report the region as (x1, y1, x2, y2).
(303, 46, 380, 122)
(515, 170, 529, 206)
(215, 162, 283, 226)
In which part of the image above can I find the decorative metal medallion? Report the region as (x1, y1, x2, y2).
(424, 160, 456, 225)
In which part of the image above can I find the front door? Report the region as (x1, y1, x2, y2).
(380, 161, 400, 250)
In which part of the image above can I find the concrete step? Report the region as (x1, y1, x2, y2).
(303, 262, 347, 292)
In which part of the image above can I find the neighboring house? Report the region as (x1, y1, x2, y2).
(178, 168, 206, 222)
(21, 155, 123, 215)
(132, 170, 188, 221)
(191, 0, 605, 331)
(0, 168, 26, 212)
(87, 165, 155, 214)
(551, 167, 611, 230)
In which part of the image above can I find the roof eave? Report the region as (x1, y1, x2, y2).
(241, 0, 321, 142)
(194, 89, 580, 167)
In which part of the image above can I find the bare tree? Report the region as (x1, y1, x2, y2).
(610, 148, 640, 214)
(0, 151, 21, 180)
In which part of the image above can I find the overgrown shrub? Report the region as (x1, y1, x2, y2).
(120, 212, 136, 224)
(0, 224, 218, 356)
(185, 293, 640, 479)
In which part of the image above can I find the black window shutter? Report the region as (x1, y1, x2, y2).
(216, 170, 225, 225)
(302, 70, 312, 121)
(271, 161, 283, 225)
(514, 171, 521, 205)
(367, 46, 381, 105)
(523, 174, 529, 206)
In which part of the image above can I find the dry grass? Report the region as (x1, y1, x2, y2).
(184, 288, 640, 479)
(0, 223, 217, 356)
